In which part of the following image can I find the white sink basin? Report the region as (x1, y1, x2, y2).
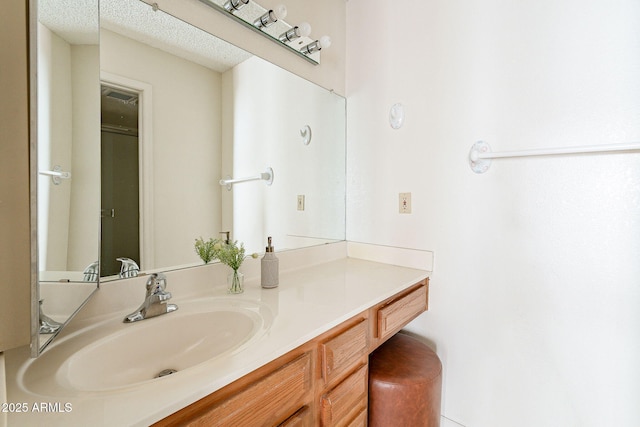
(19, 298, 272, 396)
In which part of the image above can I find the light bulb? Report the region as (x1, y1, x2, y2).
(318, 35, 331, 49)
(297, 22, 311, 37)
(272, 4, 287, 20)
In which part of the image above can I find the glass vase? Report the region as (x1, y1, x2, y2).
(227, 269, 244, 294)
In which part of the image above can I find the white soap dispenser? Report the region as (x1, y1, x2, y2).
(261, 237, 279, 289)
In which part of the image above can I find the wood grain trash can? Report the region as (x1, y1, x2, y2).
(368, 333, 442, 427)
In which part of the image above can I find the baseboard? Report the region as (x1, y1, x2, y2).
(441, 415, 466, 427)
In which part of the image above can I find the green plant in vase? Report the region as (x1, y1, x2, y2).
(215, 240, 258, 294)
(194, 237, 219, 264)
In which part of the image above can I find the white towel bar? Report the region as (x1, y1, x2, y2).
(469, 141, 640, 173)
(39, 165, 72, 185)
(220, 167, 274, 191)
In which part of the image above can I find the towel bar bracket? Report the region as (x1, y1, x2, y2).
(469, 141, 492, 174)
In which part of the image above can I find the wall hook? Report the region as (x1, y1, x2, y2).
(389, 103, 405, 129)
(300, 125, 312, 145)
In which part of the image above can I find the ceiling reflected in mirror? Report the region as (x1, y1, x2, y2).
(101, 0, 251, 72)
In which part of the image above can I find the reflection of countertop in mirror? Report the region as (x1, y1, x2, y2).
(39, 281, 97, 320)
(5, 242, 433, 426)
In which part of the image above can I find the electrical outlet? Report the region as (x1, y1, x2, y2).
(297, 195, 305, 211)
(399, 192, 412, 214)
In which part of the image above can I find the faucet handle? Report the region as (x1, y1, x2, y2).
(146, 273, 167, 294)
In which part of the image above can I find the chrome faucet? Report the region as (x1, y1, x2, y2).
(117, 257, 140, 278)
(82, 260, 99, 282)
(123, 273, 178, 323)
(39, 299, 62, 334)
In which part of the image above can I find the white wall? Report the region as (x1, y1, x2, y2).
(101, 29, 222, 270)
(346, 0, 640, 426)
(68, 44, 100, 272)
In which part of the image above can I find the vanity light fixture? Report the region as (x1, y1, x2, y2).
(223, 0, 250, 12)
(278, 22, 311, 43)
(300, 35, 331, 55)
(253, 4, 287, 28)
(200, 0, 319, 64)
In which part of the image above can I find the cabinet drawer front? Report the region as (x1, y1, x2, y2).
(203, 353, 312, 426)
(377, 283, 427, 340)
(345, 409, 367, 427)
(321, 319, 368, 384)
(320, 364, 368, 427)
(279, 406, 314, 427)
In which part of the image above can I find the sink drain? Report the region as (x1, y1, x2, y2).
(156, 368, 178, 378)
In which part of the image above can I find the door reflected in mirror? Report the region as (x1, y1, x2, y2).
(101, 85, 141, 277)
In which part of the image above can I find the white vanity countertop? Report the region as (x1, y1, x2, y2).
(5, 246, 430, 426)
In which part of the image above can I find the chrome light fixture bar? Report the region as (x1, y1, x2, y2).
(300, 35, 331, 55)
(198, 0, 322, 65)
(278, 22, 311, 43)
(223, 0, 249, 12)
(253, 4, 287, 28)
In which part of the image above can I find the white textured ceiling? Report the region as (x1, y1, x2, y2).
(39, 0, 254, 72)
(38, 0, 99, 44)
(100, 0, 252, 72)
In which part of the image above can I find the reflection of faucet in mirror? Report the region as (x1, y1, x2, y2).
(83, 261, 100, 282)
(38, 300, 62, 334)
(117, 257, 140, 278)
(220, 231, 231, 245)
(123, 273, 178, 323)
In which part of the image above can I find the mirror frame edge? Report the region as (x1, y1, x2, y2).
(29, 0, 39, 358)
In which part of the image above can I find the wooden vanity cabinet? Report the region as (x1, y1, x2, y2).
(154, 279, 429, 427)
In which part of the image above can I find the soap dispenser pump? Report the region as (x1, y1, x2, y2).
(261, 237, 279, 289)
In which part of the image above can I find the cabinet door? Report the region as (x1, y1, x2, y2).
(321, 318, 368, 386)
(320, 364, 368, 427)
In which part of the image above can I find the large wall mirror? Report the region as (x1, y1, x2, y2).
(32, 0, 346, 355)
